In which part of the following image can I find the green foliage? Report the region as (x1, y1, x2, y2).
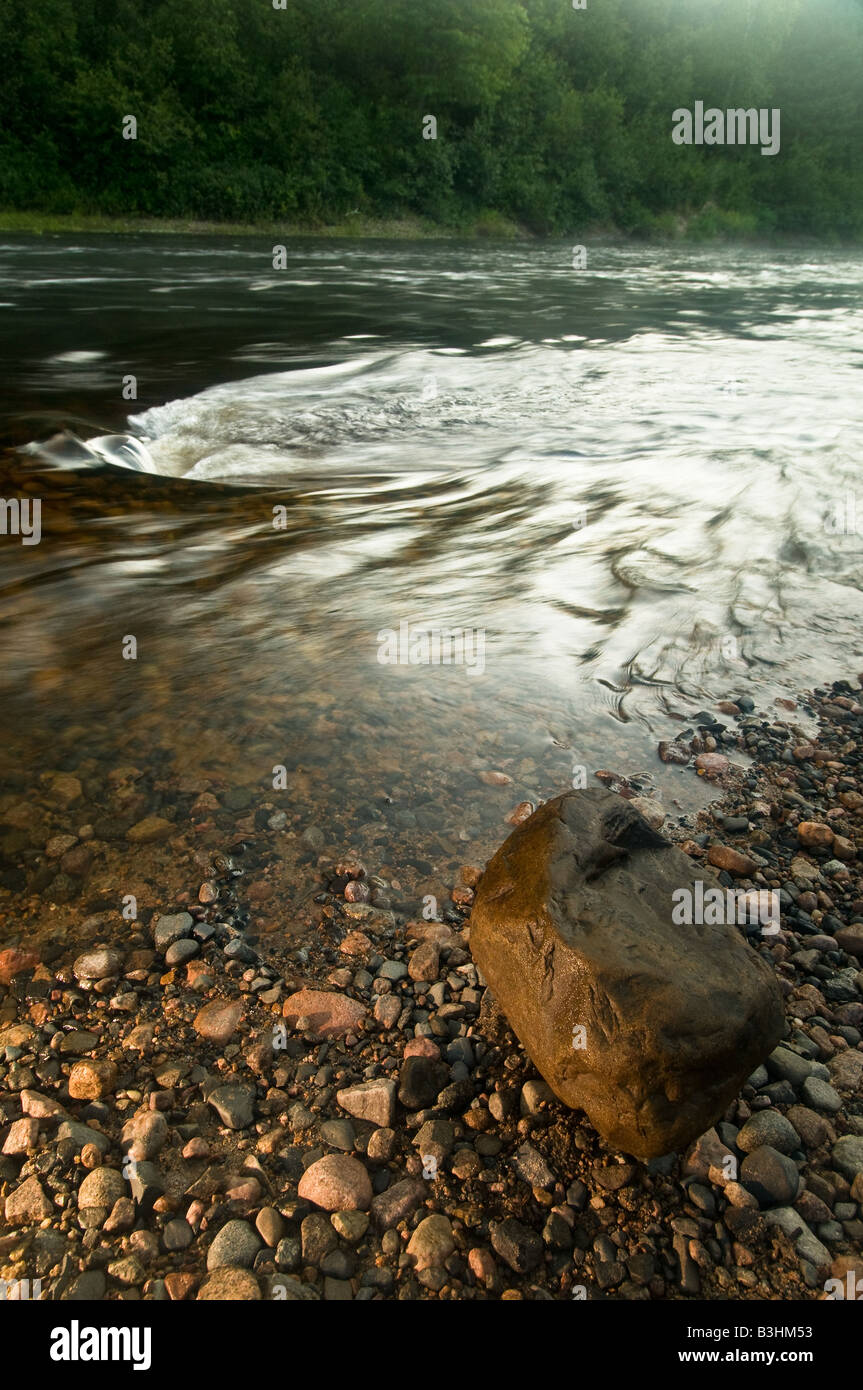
(0, 0, 859, 237)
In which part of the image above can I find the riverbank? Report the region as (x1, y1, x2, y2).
(0, 210, 528, 240)
(0, 207, 850, 243)
(1, 677, 861, 1301)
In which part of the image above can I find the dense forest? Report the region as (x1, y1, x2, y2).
(0, 0, 861, 237)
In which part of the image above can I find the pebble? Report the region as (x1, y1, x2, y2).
(398, 1056, 446, 1111)
(331, 1210, 369, 1243)
(0, 948, 40, 984)
(68, 1059, 117, 1100)
(520, 1079, 554, 1115)
(797, 822, 834, 850)
(2, 1118, 39, 1155)
(122, 1110, 168, 1160)
(207, 1219, 263, 1270)
(785, 1105, 835, 1150)
(4, 1175, 53, 1225)
(340, 931, 373, 957)
(207, 1083, 255, 1129)
(336, 1079, 396, 1128)
(72, 948, 121, 982)
(197, 1268, 261, 1300)
(366, 1128, 396, 1162)
(835, 924, 863, 958)
(275, 1235, 301, 1272)
(57, 1119, 109, 1153)
(370, 1178, 425, 1229)
(298, 1154, 372, 1211)
(767, 1045, 821, 1089)
(468, 1248, 497, 1285)
(658, 741, 691, 765)
(127, 816, 175, 844)
(78, 1166, 125, 1209)
(739, 1146, 801, 1206)
(319, 1118, 356, 1151)
(163, 1219, 194, 1251)
(736, 1111, 800, 1156)
(378, 960, 407, 982)
(153, 913, 194, 951)
(282, 989, 366, 1038)
(59, 1029, 99, 1054)
(194, 998, 244, 1045)
(302, 1213, 336, 1264)
(762, 1208, 830, 1270)
(800, 1076, 843, 1114)
(408, 942, 440, 982)
(166, 938, 199, 966)
(490, 1218, 543, 1273)
(707, 845, 756, 876)
(50, 773, 82, 805)
(373, 995, 402, 1028)
(694, 753, 730, 778)
(511, 1142, 556, 1191)
(832, 1135, 863, 1181)
(407, 1214, 455, 1271)
(403, 1037, 441, 1060)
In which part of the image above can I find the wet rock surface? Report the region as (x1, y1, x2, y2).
(470, 789, 784, 1158)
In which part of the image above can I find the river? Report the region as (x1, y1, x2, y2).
(1, 234, 862, 939)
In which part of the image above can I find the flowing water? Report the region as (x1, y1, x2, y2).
(1, 235, 862, 939)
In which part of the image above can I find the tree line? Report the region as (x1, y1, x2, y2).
(0, 0, 861, 237)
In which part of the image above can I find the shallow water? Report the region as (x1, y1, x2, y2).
(2, 235, 862, 917)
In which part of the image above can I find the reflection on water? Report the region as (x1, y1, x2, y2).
(1, 237, 862, 935)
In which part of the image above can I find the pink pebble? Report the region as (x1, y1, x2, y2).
(403, 1037, 441, 1060)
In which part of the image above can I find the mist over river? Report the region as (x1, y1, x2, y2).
(1, 235, 863, 926)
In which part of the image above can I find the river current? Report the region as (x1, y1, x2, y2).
(1, 235, 862, 910)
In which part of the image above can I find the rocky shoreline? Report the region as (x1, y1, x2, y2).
(1, 678, 862, 1302)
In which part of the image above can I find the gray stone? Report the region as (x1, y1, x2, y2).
(163, 1218, 194, 1251)
(206, 1219, 263, 1270)
(72, 949, 121, 982)
(65, 1270, 107, 1301)
(56, 1120, 110, 1154)
(510, 1141, 556, 1191)
(165, 938, 199, 967)
(832, 1135, 863, 1181)
(800, 1076, 842, 1114)
(207, 1084, 255, 1130)
(766, 1046, 825, 1089)
(762, 1208, 831, 1269)
(378, 960, 407, 982)
(153, 912, 193, 952)
(319, 1118, 356, 1152)
(736, 1110, 800, 1156)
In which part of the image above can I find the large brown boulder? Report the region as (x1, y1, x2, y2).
(470, 789, 784, 1158)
